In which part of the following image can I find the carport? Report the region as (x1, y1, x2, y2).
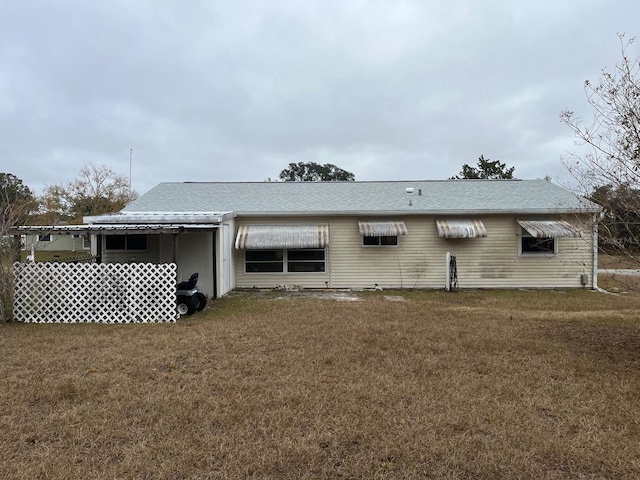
(11, 211, 236, 298)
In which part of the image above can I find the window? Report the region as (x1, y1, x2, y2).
(362, 235, 398, 246)
(245, 249, 325, 273)
(520, 228, 556, 255)
(287, 249, 325, 272)
(38, 234, 52, 242)
(246, 250, 284, 273)
(105, 234, 147, 251)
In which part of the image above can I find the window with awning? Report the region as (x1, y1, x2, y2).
(436, 219, 487, 239)
(357, 220, 408, 237)
(235, 225, 329, 250)
(358, 220, 407, 247)
(516, 220, 581, 238)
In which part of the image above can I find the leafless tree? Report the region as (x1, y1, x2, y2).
(0, 173, 34, 321)
(561, 33, 640, 265)
(38, 163, 137, 223)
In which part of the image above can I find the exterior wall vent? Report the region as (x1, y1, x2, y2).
(405, 187, 414, 194)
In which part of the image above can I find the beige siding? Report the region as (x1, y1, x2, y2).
(234, 214, 595, 290)
(450, 216, 593, 288)
(234, 217, 331, 289)
(330, 214, 595, 289)
(329, 216, 430, 289)
(24, 234, 84, 252)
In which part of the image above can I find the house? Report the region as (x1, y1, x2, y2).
(22, 232, 91, 254)
(73, 179, 599, 297)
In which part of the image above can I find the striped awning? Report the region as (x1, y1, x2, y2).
(517, 220, 581, 238)
(235, 225, 329, 249)
(358, 220, 408, 237)
(436, 219, 487, 239)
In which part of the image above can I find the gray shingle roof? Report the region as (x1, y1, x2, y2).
(123, 180, 598, 216)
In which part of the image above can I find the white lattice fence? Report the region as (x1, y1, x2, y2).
(13, 262, 179, 323)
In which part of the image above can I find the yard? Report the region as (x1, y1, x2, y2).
(1, 289, 639, 479)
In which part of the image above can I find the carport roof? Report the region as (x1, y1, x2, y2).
(10, 224, 220, 235)
(122, 179, 599, 216)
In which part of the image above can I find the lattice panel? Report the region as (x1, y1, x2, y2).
(13, 262, 179, 323)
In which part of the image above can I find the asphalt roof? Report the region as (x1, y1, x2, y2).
(122, 180, 598, 216)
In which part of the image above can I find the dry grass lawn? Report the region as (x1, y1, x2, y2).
(1, 289, 640, 479)
(598, 253, 640, 293)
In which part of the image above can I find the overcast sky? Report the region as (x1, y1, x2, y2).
(1, 0, 639, 196)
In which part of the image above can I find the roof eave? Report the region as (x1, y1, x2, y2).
(234, 208, 600, 217)
(84, 211, 237, 224)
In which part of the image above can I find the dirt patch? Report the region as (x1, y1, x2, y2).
(383, 295, 406, 302)
(545, 322, 640, 367)
(233, 288, 362, 302)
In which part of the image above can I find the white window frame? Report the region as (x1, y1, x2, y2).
(104, 234, 148, 252)
(38, 234, 52, 242)
(245, 248, 326, 274)
(362, 235, 399, 247)
(518, 228, 557, 257)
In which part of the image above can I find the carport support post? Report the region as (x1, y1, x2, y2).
(172, 234, 178, 264)
(95, 235, 102, 264)
(12, 235, 21, 262)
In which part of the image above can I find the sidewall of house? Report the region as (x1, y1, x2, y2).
(158, 232, 216, 297)
(234, 216, 331, 289)
(101, 234, 160, 264)
(24, 234, 79, 252)
(234, 214, 595, 290)
(101, 232, 217, 297)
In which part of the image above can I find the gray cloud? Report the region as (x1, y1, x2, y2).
(1, 0, 639, 195)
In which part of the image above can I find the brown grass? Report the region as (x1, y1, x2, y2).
(1, 290, 640, 479)
(599, 273, 640, 293)
(598, 253, 639, 270)
(597, 253, 640, 293)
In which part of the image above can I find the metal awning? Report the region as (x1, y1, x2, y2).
(436, 219, 487, 239)
(517, 220, 581, 238)
(358, 220, 408, 237)
(235, 225, 329, 250)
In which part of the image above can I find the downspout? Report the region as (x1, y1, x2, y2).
(212, 229, 217, 299)
(592, 217, 598, 290)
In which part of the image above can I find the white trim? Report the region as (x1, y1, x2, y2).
(518, 227, 557, 257)
(244, 248, 326, 274)
(361, 235, 399, 247)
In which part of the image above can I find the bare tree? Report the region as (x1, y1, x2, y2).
(38, 164, 137, 223)
(0, 173, 35, 321)
(561, 33, 640, 264)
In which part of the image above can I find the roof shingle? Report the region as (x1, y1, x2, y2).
(122, 180, 598, 216)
